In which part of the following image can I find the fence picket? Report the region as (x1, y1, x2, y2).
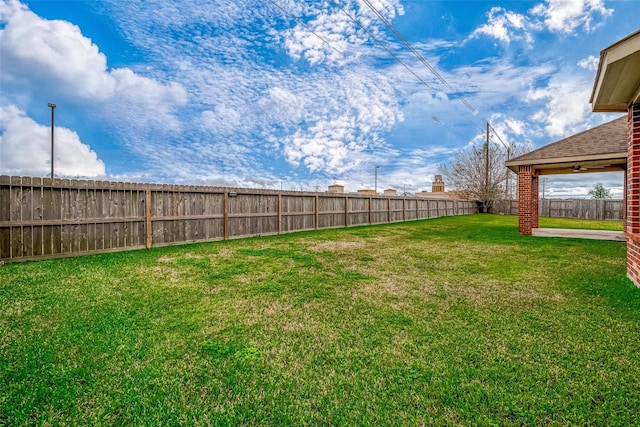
(493, 199, 624, 221)
(1, 175, 477, 262)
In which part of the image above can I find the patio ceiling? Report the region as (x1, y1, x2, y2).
(591, 29, 640, 112)
(505, 116, 627, 176)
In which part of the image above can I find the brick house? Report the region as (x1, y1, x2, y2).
(507, 29, 640, 286)
(505, 117, 627, 235)
(590, 29, 640, 286)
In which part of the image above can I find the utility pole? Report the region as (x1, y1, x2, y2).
(505, 143, 511, 200)
(48, 103, 56, 179)
(485, 121, 490, 198)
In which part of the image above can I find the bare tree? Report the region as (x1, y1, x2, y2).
(439, 140, 529, 212)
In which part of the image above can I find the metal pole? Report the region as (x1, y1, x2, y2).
(375, 165, 380, 194)
(506, 144, 511, 199)
(48, 103, 56, 179)
(485, 122, 489, 194)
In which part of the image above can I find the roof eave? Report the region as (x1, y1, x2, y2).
(505, 151, 627, 173)
(590, 29, 640, 113)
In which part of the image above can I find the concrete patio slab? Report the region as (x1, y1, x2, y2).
(532, 228, 626, 242)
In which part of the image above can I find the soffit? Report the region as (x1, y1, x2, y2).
(591, 29, 640, 112)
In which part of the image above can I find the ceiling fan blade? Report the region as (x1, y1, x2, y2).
(582, 163, 611, 169)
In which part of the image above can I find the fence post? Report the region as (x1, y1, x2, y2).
(344, 196, 349, 227)
(277, 193, 282, 234)
(314, 195, 319, 230)
(145, 188, 152, 249)
(223, 192, 229, 240)
(3, 174, 509, 263)
(403, 198, 406, 221)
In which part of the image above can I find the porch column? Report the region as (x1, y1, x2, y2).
(517, 165, 537, 235)
(532, 175, 539, 229)
(627, 103, 640, 286)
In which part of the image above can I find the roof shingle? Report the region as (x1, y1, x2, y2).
(506, 116, 627, 167)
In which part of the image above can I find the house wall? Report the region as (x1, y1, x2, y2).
(627, 103, 640, 286)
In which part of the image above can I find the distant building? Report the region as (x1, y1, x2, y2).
(383, 189, 397, 196)
(327, 184, 344, 193)
(415, 190, 466, 200)
(415, 175, 448, 199)
(415, 176, 470, 200)
(432, 175, 445, 192)
(357, 189, 376, 195)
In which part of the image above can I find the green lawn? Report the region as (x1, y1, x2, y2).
(1, 214, 639, 426)
(539, 216, 624, 231)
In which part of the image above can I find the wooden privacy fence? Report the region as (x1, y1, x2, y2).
(1, 176, 477, 262)
(493, 198, 624, 220)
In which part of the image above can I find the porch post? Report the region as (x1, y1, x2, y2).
(532, 175, 539, 229)
(517, 165, 534, 235)
(626, 103, 640, 285)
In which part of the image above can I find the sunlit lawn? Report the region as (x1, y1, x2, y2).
(539, 216, 624, 231)
(1, 214, 638, 425)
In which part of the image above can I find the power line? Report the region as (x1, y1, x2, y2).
(271, 0, 513, 150)
(330, 1, 512, 150)
(328, 0, 433, 89)
(358, 0, 512, 147)
(360, 0, 448, 86)
(359, 0, 484, 119)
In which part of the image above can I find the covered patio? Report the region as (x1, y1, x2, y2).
(507, 29, 640, 286)
(590, 29, 640, 286)
(505, 116, 627, 235)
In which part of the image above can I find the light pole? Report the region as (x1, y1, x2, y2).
(375, 165, 380, 194)
(48, 103, 56, 179)
(542, 177, 548, 199)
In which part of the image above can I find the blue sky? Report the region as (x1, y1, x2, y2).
(0, 0, 637, 197)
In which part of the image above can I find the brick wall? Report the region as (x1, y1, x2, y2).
(532, 175, 539, 229)
(627, 103, 640, 286)
(518, 165, 536, 235)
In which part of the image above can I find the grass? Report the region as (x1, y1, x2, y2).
(1, 214, 639, 426)
(538, 216, 624, 231)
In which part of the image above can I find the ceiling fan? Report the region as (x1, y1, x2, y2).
(572, 163, 610, 172)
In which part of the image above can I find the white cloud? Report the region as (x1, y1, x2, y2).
(200, 107, 242, 135)
(257, 86, 307, 126)
(1, 0, 624, 197)
(469, 7, 532, 44)
(530, 0, 613, 34)
(577, 55, 599, 71)
(0, 0, 187, 126)
(0, 0, 113, 99)
(272, 71, 403, 174)
(486, 114, 530, 146)
(527, 75, 594, 137)
(279, 0, 405, 66)
(470, 0, 613, 44)
(0, 105, 105, 177)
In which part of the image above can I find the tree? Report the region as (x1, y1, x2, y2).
(588, 183, 612, 199)
(439, 139, 529, 212)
